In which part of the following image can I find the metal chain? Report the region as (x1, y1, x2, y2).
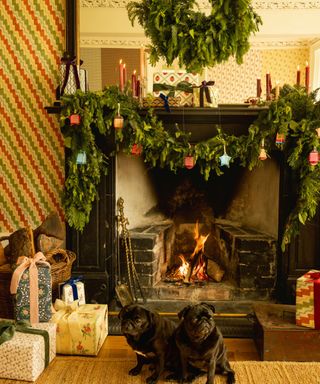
(117, 197, 146, 303)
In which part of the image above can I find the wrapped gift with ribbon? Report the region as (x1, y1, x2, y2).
(296, 270, 320, 329)
(142, 96, 181, 108)
(60, 55, 87, 96)
(60, 277, 86, 305)
(50, 299, 108, 355)
(10, 252, 52, 324)
(193, 80, 219, 108)
(153, 71, 198, 106)
(0, 320, 56, 381)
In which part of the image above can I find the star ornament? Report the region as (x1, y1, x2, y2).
(219, 152, 231, 167)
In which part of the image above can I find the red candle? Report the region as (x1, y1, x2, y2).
(256, 78, 262, 98)
(266, 73, 271, 100)
(132, 70, 137, 96)
(123, 63, 127, 86)
(119, 59, 124, 92)
(136, 77, 141, 98)
(296, 65, 301, 86)
(305, 61, 310, 93)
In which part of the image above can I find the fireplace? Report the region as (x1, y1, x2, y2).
(117, 153, 279, 304)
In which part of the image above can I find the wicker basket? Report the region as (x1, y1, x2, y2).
(45, 248, 76, 300)
(0, 263, 14, 319)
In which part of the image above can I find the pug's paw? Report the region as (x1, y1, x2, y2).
(129, 366, 141, 376)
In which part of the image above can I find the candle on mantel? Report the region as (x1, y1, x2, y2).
(256, 78, 262, 98)
(296, 65, 301, 86)
(266, 72, 271, 100)
(123, 63, 127, 86)
(275, 81, 280, 100)
(305, 61, 310, 93)
(132, 70, 137, 97)
(119, 59, 124, 92)
(136, 76, 141, 99)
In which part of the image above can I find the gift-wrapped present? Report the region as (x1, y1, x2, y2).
(60, 277, 86, 305)
(60, 56, 87, 96)
(153, 70, 198, 106)
(51, 299, 108, 355)
(0, 320, 56, 381)
(10, 252, 52, 324)
(296, 270, 320, 329)
(193, 80, 219, 108)
(142, 96, 181, 109)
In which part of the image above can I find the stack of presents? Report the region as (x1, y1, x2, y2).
(143, 70, 219, 109)
(0, 213, 108, 382)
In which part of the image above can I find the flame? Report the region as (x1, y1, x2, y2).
(166, 221, 210, 282)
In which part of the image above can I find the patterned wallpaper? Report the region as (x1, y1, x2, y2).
(0, 0, 65, 233)
(148, 47, 310, 103)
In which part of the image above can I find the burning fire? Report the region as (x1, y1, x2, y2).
(166, 222, 210, 283)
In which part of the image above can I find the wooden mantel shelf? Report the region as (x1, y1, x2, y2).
(45, 103, 267, 142)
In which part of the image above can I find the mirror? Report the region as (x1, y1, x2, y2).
(77, 1, 320, 102)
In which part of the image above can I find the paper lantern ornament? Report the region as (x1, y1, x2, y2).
(275, 133, 285, 145)
(70, 114, 81, 125)
(308, 148, 319, 166)
(114, 103, 124, 129)
(131, 143, 143, 156)
(316, 128, 320, 137)
(184, 155, 195, 169)
(76, 151, 87, 165)
(259, 139, 268, 161)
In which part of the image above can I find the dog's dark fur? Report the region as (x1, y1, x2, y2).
(174, 303, 235, 384)
(118, 304, 178, 384)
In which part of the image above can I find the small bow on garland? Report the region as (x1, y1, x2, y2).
(0, 320, 50, 367)
(60, 55, 83, 96)
(153, 81, 194, 97)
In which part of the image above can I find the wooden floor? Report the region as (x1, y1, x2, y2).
(99, 336, 260, 361)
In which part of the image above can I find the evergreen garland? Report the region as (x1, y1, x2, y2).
(126, 0, 262, 72)
(60, 84, 320, 252)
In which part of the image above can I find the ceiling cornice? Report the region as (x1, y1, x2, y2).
(81, 0, 320, 9)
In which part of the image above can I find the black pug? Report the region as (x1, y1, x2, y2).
(174, 302, 235, 384)
(118, 304, 178, 384)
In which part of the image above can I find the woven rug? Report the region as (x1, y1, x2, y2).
(1, 358, 320, 384)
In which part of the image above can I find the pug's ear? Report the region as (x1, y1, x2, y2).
(201, 302, 216, 314)
(118, 304, 131, 319)
(178, 305, 193, 319)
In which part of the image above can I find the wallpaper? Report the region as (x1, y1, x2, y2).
(0, 0, 65, 233)
(148, 47, 310, 104)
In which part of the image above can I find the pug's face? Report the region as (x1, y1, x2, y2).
(179, 303, 216, 342)
(119, 304, 154, 337)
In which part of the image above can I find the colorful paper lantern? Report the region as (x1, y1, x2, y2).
(70, 114, 81, 125)
(131, 144, 143, 156)
(114, 103, 124, 129)
(316, 128, 320, 138)
(275, 133, 285, 144)
(308, 149, 319, 166)
(76, 151, 87, 165)
(184, 155, 195, 169)
(259, 148, 268, 161)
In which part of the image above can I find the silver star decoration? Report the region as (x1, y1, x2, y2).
(219, 152, 231, 167)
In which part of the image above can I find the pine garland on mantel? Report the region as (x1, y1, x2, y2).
(60, 84, 320, 251)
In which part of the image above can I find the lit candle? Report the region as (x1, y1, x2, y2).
(275, 80, 280, 100)
(305, 61, 310, 93)
(266, 72, 271, 100)
(296, 65, 301, 86)
(140, 46, 145, 96)
(132, 70, 137, 97)
(256, 78, 262, 98)
(119, 59, 124, 92)
(123, 63, 127, 86)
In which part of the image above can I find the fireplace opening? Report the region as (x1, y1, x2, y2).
(118, 155, 279, 303)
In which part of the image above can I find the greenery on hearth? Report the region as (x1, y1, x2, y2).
(60, 84, 320, 252)
(127, 0, 262, 72)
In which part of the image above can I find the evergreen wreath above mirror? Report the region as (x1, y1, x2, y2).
(127, 0, 262, 72)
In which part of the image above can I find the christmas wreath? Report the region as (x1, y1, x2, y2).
(127, 0, 262, 72)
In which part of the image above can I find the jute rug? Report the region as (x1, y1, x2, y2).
(1, 358, 320, 384)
